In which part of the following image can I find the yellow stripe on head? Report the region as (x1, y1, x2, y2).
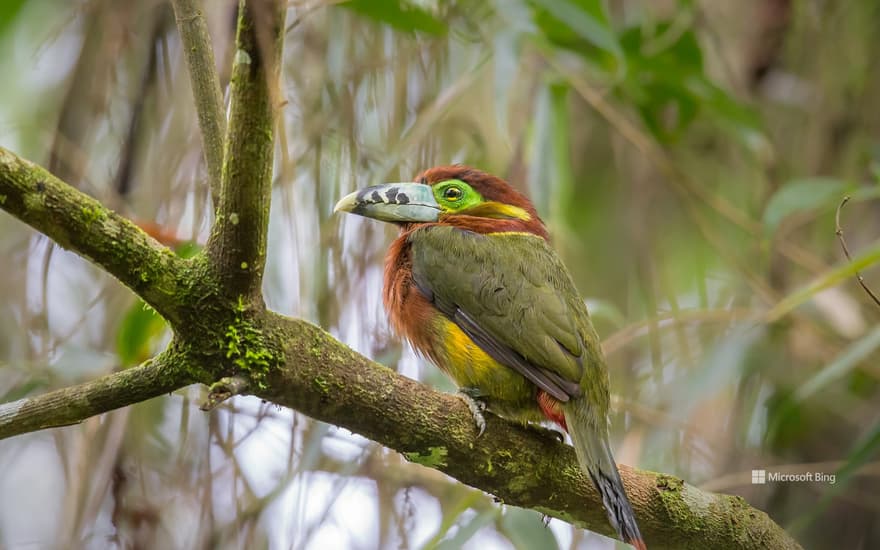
(485, 231, 543, 238)
(463, 201, 532, 220)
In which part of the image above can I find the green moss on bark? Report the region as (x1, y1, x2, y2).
(221, 296, 277, 390)
(404, 446, 448, 468)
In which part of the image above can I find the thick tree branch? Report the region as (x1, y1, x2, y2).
(255, 312, 802, 550)
(171, 0, 226, 205)
(0, 306, 803, 548)
(0, 352, 193, 440)
(0, 147, 189, 324)
(205, 0, 283, 298)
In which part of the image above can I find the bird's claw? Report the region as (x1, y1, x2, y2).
(525, 422, 565, 443)
(545, 426, 566, 443)
(458, 388, 487, 437)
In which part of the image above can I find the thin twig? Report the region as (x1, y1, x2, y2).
(0, 354, 192, 440)
(171, 0, 227, 206)
(835, 195, 880, 309)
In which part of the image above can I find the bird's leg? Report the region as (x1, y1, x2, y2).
(457, 387, 487, 437)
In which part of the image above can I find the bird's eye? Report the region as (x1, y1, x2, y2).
(444, 186, 463, 201)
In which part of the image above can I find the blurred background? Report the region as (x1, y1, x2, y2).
(0, 0, 879, 548)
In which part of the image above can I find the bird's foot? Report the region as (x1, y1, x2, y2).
(457, 387, 487, 437)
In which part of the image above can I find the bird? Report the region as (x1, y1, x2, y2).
(334, 165, 645, 550)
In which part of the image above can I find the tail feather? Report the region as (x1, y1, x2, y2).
(564, 402, 645, 550)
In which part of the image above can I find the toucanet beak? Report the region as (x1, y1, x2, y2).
(334, 183, 440, 223)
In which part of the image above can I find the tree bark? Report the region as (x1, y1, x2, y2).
(171, 0, 226, 206)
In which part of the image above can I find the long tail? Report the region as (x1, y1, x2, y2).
(564, 399, 646, 550)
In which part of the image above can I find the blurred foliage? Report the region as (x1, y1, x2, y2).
(339, 0, 448, 36)
(0, 0, 879, 549)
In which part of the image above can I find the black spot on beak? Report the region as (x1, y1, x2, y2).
(386, 187, 399, 204)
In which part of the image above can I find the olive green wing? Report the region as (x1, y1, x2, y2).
(410, 225, 601, 401)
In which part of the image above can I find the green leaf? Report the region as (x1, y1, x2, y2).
(420, 491, 489, 550)
(619, 22, 704, 80)
(0, 0, 26, 36)
(499, 507, 559, 550)
(793, 325, 880, 403)
(836, 425, 880, 490)
(614, 21, 766, 144)
(847, 185, 880, 203)
(671, 327, 763, 420)
(527, 0, 623, 69)
(770, 327, 880, 443)
(766, 238, 880, 321)
(763, 177, 849, 235)
(174, 240, 203, 259)
(697, 80, 767, 153)
(116, 301, 168, 365)
(617, 24, 703, 140)
(339, 0, 447, 36)
(1, 377, 50, 402)
(788, 421, 880, 534)
(548, 81, 574, 216)
(435, 508, 500, 550)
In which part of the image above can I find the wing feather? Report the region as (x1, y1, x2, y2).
(410, 226, 599, 400)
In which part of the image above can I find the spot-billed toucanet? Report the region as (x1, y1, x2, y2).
(335, 165, 645, 549)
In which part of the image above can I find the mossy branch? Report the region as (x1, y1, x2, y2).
(171, 0, 227, 206)
(0, 302, 803, 548)
(254, 312, 802, 550)
(205, 0, 283, 299)
(0, 146, 188, 324)
(0, 352, 193, 440)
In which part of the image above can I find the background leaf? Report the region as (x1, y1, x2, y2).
(763, 177, 850, 235)
(339, 0, 447, 35)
